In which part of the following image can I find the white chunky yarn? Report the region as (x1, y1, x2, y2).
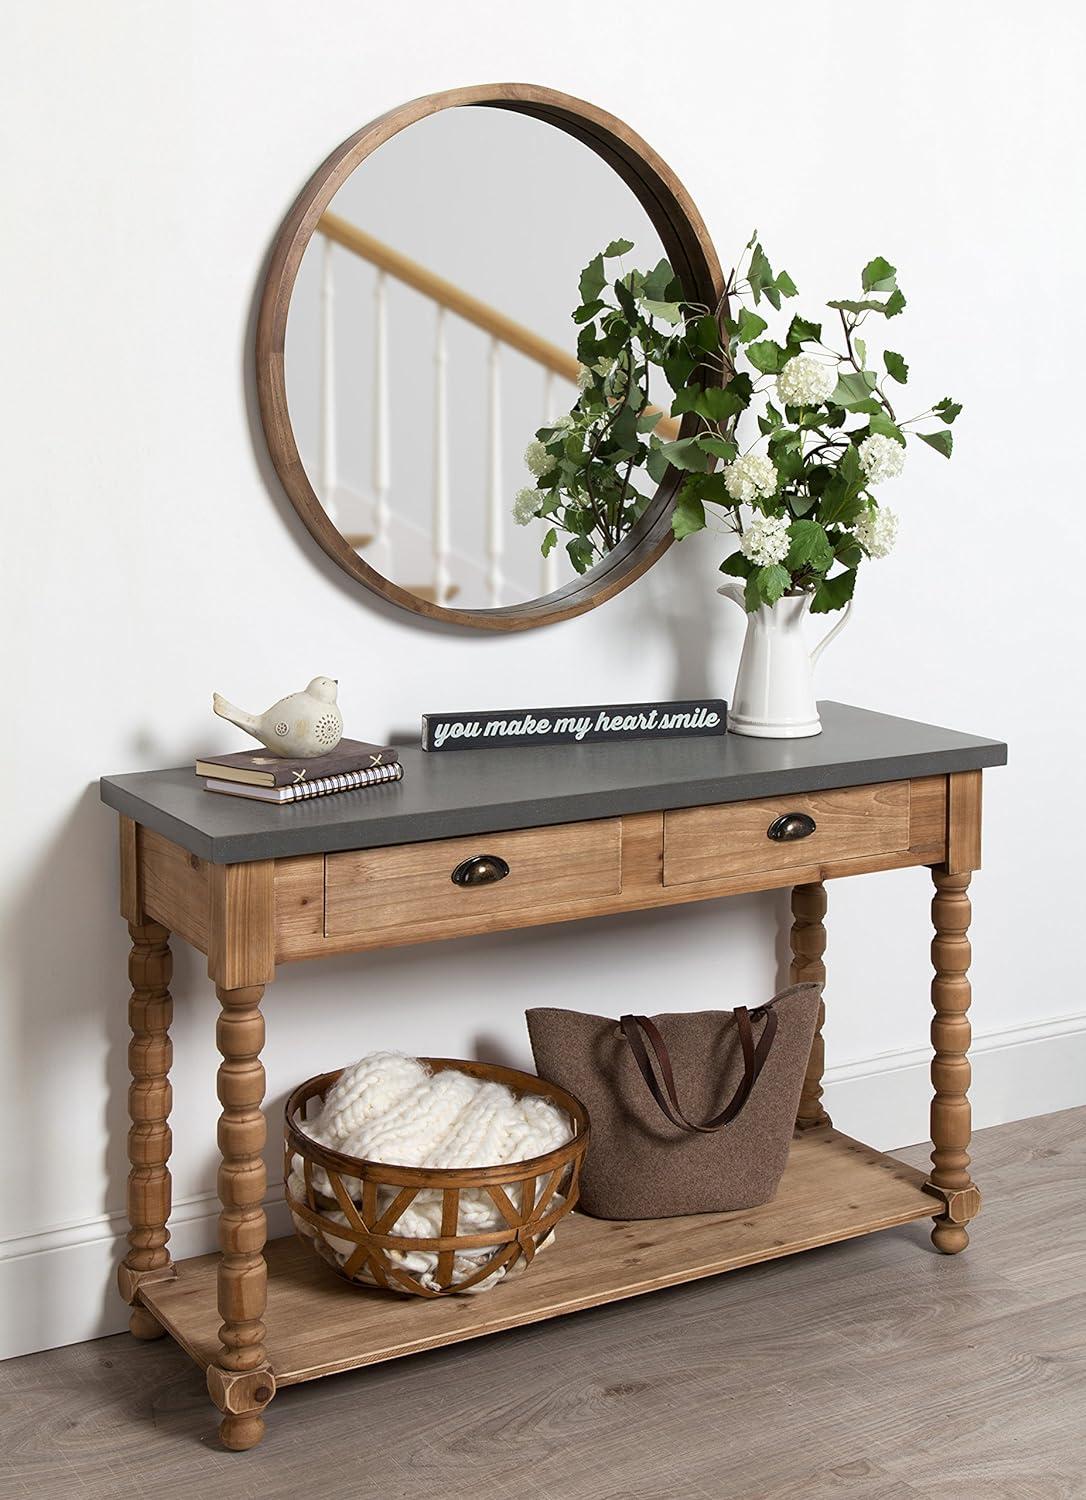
(288, 1053, 572, 1293)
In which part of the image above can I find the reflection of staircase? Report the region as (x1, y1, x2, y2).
(343, 528, 462, 599)
(345, 530, 464, 598)
(330, 482, 473, 603)
(313, 211, 678, 608)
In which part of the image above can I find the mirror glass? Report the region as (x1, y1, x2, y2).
(284, 107, 673, 611)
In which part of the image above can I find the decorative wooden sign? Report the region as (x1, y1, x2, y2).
(421, 699, 727, 752)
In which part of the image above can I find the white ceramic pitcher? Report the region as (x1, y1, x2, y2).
(718, 582, 852, 738)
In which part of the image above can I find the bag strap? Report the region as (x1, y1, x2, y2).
(619, 1005, 778, 1133)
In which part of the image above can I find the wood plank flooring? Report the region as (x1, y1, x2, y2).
(1, 1108, 1083, 1500)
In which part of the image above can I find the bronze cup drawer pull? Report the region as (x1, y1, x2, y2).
(767, 812, 817, 842)
(451, 853, 511, 887)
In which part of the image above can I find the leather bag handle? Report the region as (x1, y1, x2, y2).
(619, 1005, 778, 1133)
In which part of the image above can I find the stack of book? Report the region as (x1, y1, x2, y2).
(196, 740, 402, 803)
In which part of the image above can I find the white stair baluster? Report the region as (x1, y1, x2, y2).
(432, 307, 451, 605)
(486, 338, 504, 606)
(319, 236, 338, 522)
(372, 270, 391, 570)
(541, 370, 559, 593)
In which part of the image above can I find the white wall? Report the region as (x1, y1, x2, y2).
(1, 0, 1083, 1361)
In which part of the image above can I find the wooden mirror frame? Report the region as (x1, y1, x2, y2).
(256, 83, 723, 632)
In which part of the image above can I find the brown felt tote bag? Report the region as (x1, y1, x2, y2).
(527, 984, 822, 1219)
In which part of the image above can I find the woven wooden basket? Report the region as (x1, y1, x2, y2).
(284, 1059, 589, 1297)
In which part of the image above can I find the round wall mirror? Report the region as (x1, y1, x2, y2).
(257, 84, 722, 630)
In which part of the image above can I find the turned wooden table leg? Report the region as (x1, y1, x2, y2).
(791, 881, 831, 1131)
(208, 980, 276, 1450)
(928, 869, 981, 1253)
(118, 919, 175, 1338)
(205, 860, 277, 1450)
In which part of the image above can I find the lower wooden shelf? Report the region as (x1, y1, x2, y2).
(141, 1128, 935, 1387)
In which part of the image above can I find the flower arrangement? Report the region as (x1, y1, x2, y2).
(516, 236, 960, 609)
(512, 239, 688, 574)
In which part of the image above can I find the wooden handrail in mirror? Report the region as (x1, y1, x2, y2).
(256, 83, 723, 631)
(316, 211, 680, 440)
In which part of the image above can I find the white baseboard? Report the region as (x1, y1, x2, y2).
(0, 1193, 294, 1366)
(822, 1011, 1086, 1150)
(3, 1012, 1085, 1364)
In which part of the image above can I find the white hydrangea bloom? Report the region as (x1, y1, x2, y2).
(858, 432, 906, 484)
(740, 513, 792, 568)
(552, 414, 575, 431)
(523, 439, 555, 479)
(854, 505, 899, 559)
(576, 359, 612, 391)
(512, 487, 541, 526)
(777, 354, 836, 407)
(723, 453, 778, 505)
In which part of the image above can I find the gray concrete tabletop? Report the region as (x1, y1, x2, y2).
(99, 701, 1007, 864)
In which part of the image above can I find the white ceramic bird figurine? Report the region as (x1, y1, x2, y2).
(212, 676, 343, 758)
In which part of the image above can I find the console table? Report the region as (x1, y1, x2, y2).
(100, 701, 1006, 1451)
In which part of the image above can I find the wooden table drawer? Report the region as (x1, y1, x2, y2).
(325, 818, 623, 939)
(663, 781, 911, 887)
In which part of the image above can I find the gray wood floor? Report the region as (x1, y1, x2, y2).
(2, 1108, 1083, 1500)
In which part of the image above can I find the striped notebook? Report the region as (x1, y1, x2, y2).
(204, 761, 404, 803)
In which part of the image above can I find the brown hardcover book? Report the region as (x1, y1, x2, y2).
(195, 737, 399, 788)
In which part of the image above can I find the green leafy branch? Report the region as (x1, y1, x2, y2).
(515, 236, 961, 609)
(514, 240, 722, 574)
(667, 243, 961, 611)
